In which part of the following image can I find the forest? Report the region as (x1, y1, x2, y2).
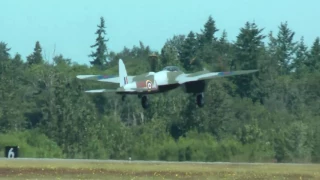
(0, 16, 319, 163)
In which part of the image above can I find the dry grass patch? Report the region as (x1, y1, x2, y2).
(0, 159, 319, 180)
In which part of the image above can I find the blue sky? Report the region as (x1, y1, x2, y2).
(0, 0, 319, 65)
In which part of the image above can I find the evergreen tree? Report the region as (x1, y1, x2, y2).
(275, 22, 298, 74)
(0, 41, 11, 60)
(89, 17, 109, 69)
(27, 41, 43, 65)
(292, 37, 309, 77)
(198, 15, 219, 46)
(12, 53, 24, 68)
(232, 22, 265, 100)
(216, 30, 232, 71)
(265, 31, 282, 77)
(180, 31, 198, 71)
(307, 37, 320, 72)
(219, 30, 227, 44)
(13, 53, 22, 62)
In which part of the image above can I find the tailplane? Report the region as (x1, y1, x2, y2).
(119, 59, 128, 87)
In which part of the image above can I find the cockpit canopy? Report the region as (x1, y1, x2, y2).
(162, 66, 181, 72)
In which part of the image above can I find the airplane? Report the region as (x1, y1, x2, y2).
(76, 59, 258, 109)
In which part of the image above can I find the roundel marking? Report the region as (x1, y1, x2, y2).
(146, 80, 152, 90)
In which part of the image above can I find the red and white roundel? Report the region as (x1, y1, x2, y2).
(146, 80, 152, 90)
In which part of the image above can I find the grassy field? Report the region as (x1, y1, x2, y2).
(0, 159, 319, 180)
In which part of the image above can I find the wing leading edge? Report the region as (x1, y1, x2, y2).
(177, 69, 258, 84)
(84, 88, 136, 93)
(84, 86, 158, 94)
(82, 79, 159, 94)
(76, 75, 135, 84)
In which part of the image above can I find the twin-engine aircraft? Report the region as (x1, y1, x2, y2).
(76, 59, 258, 109)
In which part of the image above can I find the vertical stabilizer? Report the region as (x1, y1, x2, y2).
(119, 59, 128, 87)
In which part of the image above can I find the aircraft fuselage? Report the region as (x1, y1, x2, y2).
(116, 70, 205, 95)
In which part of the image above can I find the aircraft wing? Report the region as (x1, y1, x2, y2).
(84, 87, 158, 94)
(76, 75, 119, 83)
(76, 75, 135, 84)
(84, 89, 117, 93)
(84, 88, 136, 93)
(176, 69, 258, 84)
(83, 79, 159, 94)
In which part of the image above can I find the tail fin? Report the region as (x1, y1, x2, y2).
(119, 59, 128, 87)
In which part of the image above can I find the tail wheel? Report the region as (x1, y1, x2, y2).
(196, 93, 204, 107)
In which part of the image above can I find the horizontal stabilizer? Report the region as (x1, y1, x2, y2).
(76, 74, 135, 84)
(84, 89, 117, 93)
(84, 88, 137, 93)
(76, 75, 119, 84)
(77, 75, 117, 80)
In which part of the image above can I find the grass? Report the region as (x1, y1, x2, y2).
(0, 159, 320, 180)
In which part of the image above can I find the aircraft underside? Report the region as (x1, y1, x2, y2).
(135, 93, 204, 109)
(119, 80, 206, 109)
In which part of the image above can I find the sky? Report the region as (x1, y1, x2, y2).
(0, 0, 319, 65)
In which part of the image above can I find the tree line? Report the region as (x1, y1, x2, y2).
(0, 16, 319, 163)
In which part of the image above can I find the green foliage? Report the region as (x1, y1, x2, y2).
(232, 22, 265, 101)
(0, 130, 63, 158)
(27, 41, 43, 65)
(0, 15, 319, 163)
(0, 41, 11, 59)
(293, 37, 309, 77)
(89, 17, 109, 69)
(180, 31, 198, 71)
(308, 37, 320, 72)
(198, 15, 219, 46)
(311, 120, 320, 162)
(269, 22, 298, 75)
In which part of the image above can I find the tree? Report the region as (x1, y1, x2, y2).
(180, 31, 198, 71)
(0, 43, 26, 133)
(89, 16, 109, 69)
(161, 35, 185, 67)
(216, 30, 233, 71)
(292, 37, 309, 77)
(164, 35, 185, 56)
(231, 22, 265, 100)
(285, 121, 312, 162)
(274, 22, 298, 75)
(306, 37, 320, 72)
(53, 54, 71, 66)
(27, 41, 43, 65)
(219, 30, 227, 44)
(160, 43, 179, 68)
(0, 41, 11, 60)
(2, 16, 320, 164)
(198, 15, 219, 46)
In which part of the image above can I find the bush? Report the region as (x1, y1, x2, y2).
(0, 130, 63, 158)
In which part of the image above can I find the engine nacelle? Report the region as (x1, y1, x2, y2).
(182, 80, 206, 94)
